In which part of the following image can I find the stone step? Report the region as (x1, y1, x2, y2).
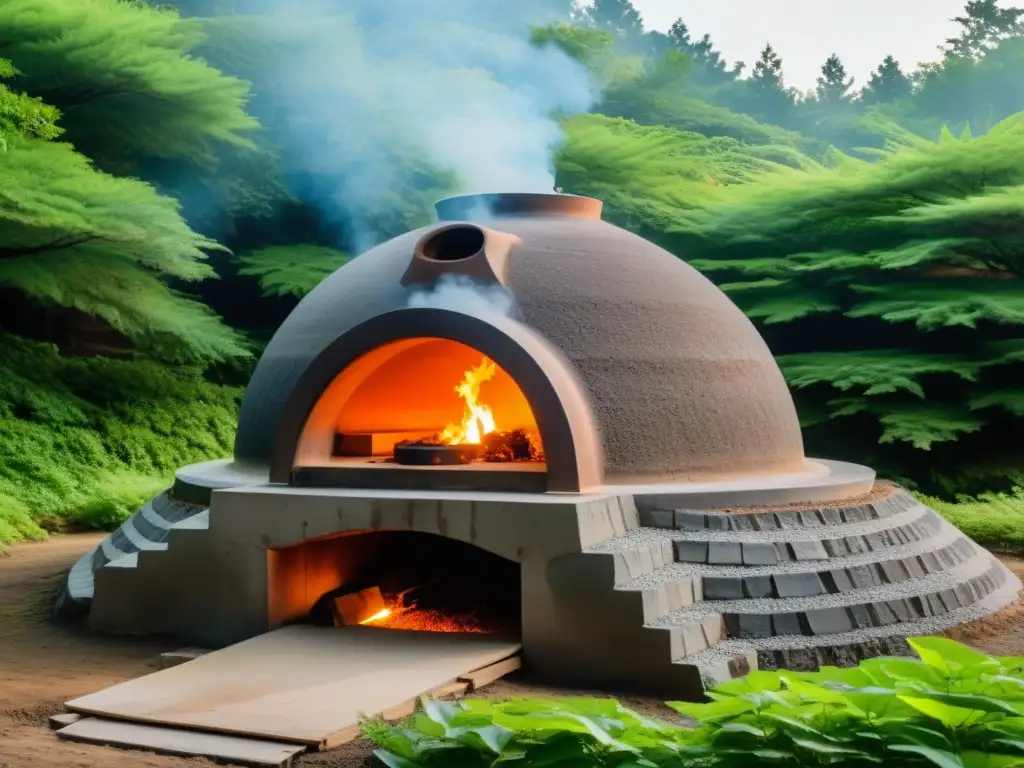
(677, 563, 1021, 686)
(652, 553, 1006, 642)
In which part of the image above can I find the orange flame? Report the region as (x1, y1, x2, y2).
(359, 608, 392, 625)
(438, 357, 497, 445)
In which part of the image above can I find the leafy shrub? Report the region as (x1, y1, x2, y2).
(922, 488, 1024, 553)
(0, 334, 242, 546)
(366, 637, 1024, 767)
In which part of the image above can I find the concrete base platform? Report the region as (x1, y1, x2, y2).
(76, 474, 1020, 700)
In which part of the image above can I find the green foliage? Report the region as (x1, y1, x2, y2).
(365, 639, 1024, 767)
(0, 58, 62, 144)
(0, 137, 250, 361)
(0, 334, 241, 544)
(0, 0, 258, 169)
(236, 245, 352, 298)
(923, 487, 1024, 551)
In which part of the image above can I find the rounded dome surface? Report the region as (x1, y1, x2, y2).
(235, 200, 806, 483)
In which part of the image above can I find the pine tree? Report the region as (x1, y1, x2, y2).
(944, 0, 1024, 59)
(815, 53, 855, 104)
(860, 55, 912, 104)
(581, 0, 645, 41)
(741, 44, 797, 124)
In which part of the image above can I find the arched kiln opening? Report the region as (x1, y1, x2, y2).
(291, 337, 549, 492)
(267, 531, 521, 637)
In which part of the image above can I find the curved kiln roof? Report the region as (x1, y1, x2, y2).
(235, 193, 806, 483)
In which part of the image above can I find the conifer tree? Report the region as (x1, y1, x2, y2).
(944, 0, 1024, 59)
(815, 53, 856, 105)
(860, 55, 913, 104)
(581, 0, 645, 41)
(742, 43, 797, 123)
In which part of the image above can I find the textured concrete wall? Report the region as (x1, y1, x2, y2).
(234, 212, 806, 483)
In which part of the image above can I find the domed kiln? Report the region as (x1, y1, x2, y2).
(60, 192, 1021, 699)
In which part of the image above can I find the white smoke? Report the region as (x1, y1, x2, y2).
(406, 274, 518, 318)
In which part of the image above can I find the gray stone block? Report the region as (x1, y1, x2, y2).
(842, 505, 868, 523)
(790, 540, 829, 561)
(879, 560, 910, 584)
(823, 539, 849, 557)
(926, 594, 948, 615)
(886, 599, 913, 622)
(919, 551, 942, 573)
(818, 508, 843, 525)
(706, 515, 729, 532)
(742, 543, 778, 565)
(775, 511, 801, 529)
(774, 543, 794, 562)
(799, 510, 824, 527)
(862, 531, 888, 552)
(805, 607, 854, 635)
(738, 613, 772, 639)
(848, 604, 873, 628)
(640, 509, 674, 529)
(771, 613, 804, 636)
(731, 515, 755, 532)
(743, 576, 774, 599)
(844, 536, 868, 554)
(848, 564, 881, 590)
(752, 513, 778, 531)
(723, 614, 740, 637)
(673, 540, 708, 564)
(939, 589, 961, 612)
(828, 569, 856, 592)
(773, 573, 825, 598)
(674, 510, 706, 531)
(708, 542, 743, 565)
(704, 577, 744, 600)
(902, 557, 925, 579)
(869, 602, 899, 625)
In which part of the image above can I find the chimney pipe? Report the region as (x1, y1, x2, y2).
(435, 192, 602, 222)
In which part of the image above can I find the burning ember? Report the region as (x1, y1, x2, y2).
(393, 356, 543, 465)
(358, 599, 490, 634)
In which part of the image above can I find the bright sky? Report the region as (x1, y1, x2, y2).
(631, 0, 983, 91)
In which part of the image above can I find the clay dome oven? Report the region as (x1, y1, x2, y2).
(236, 191, 809, 494)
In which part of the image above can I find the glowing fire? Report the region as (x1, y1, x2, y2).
(356, 599, 488, 633)
(438, 357, 497, 445)
(359, 608, 392, 625)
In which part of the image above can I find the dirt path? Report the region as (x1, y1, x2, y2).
(2, 536, 1023, 768)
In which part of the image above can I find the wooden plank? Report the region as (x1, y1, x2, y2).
(458, 654, 522, 690)
(65, 625, 521, 747)
(57, 717, 304, 767)
(48, 712, 82, 730)
(159, 647, 210, 669)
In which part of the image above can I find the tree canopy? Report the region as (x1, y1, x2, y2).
(1, 0, 1024, 542)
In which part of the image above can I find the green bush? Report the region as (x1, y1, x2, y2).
(922, 488, 1024, 553)
(366, 637, 1024, 767)
(0, 334, 242, 546)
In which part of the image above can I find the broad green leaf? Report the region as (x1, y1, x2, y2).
(910, 638, 1000, 674)
(448, 724, 515, 754)
(960, 750, 1024, 768)
(421, 696, 461, 729)
(373, 749, 422, 768)
(521, 734, 593, 766)
(762, 712, 832, 739)
(791, 738, 872, 757)
(992, 740, 1024, 756)
(899, 695, 979, 727)
(890, 743, 966, 768)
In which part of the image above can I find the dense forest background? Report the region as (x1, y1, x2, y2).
(1, 0, 1022, 547)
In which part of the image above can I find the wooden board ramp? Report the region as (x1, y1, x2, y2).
(64, 625, 522, 751)
(57, 717, 305, 768)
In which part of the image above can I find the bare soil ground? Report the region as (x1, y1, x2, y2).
(3, 536, 1023, 768)
(0, 535, 687, 768)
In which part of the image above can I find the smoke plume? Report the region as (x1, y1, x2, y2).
(224, 0, 594, 252)
(406, 275, 519, 319)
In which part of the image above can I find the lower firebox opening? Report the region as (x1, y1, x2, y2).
(271, 531, 521, 637)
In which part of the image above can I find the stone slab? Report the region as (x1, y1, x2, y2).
(57, 717, 304, 767)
